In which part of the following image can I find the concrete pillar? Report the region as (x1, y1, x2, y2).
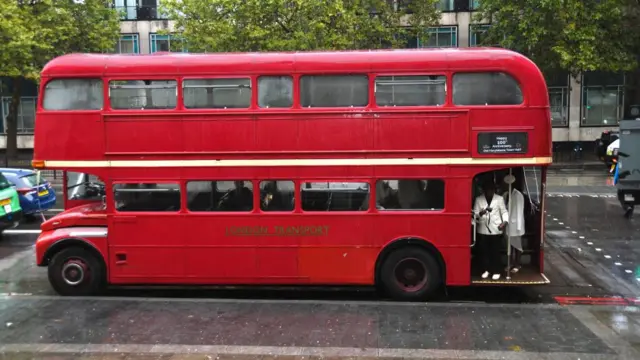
(568, 74, 582, 141)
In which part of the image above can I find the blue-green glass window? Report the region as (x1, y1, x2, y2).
(437, 0, 454, 11)
(419, 26, 457, 48)
(470, 0, 480, 10)
(118, 34, 139, 54)
(469, 25, 490, 47)
(150, 33, 187, 53)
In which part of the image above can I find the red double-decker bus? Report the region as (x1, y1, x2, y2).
(32, 49, 552, 300)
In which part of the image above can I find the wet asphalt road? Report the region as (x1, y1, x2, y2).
(0, 171, 639, 359)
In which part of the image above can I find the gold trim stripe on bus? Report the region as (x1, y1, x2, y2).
(35, 157, 553, 168)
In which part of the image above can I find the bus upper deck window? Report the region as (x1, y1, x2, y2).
(258, 76, 293, 108)
(43, 79, 103, 110)
(300, 75, 369, 108)
(375, 75, 446, 107)
(453, 72, 523, 106)
(183, 78, 251, 109)
(109, 80, 177, 110)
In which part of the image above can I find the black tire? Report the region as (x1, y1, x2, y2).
(23, 214, 37, 223)
(48, 247, 105, 296)
(379, 247, 441, 301)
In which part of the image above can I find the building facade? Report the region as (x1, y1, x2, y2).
(1, 0, 631, 153)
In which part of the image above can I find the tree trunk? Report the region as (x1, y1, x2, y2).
(5, 78, 21, 167)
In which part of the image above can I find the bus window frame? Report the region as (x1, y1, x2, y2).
(112, 180, 183, 214)
(181, 75, 253, 112)
(451, 70, 528, 108)
(299, 179, 373, 213)
(105, 76, 181, 112)
(183, 179, 260, 215)
(372, 72, 449, 108)
(38, 76, 108, 114)
(372, 178, 447, 214)
(297, 73, 371, 110)
(256, 74, 296, 110)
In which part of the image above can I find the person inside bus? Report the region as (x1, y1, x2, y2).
(218, 181, 254, 211)
(473, 180, 509, 280)
(261, 181, 293, 211)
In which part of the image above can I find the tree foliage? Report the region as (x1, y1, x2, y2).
(161, 0, 442, 52)
(0, 0, 120, 161)
(474, 0, 638, 77)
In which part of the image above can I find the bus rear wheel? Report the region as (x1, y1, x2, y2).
(380, 247, 441, 301)
(48, 247, 105, 296)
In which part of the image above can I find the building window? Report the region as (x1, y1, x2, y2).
(113, 0, 166, 21)
(582, 71, 625, 126)
(419, 26, 457, 48)
(582, 86, 624, 126)
(117, 34, 139, 54)
(469, 24, 490, 47)
(469, 0, 480, 10)
(549, 87, 569, 127)
(150, 33, 186, 53)
(437, 0, 454, 11)
(1, 96, 37, 134)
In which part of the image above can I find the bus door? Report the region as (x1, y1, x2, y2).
(108, 182, 185, 281)
(64, 171, 105, 210)
(470, 167, 549, 285)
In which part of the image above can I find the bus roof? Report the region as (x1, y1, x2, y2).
(41, 48, 544, 80)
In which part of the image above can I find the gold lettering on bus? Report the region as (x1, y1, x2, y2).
(225, 225, 329, 237)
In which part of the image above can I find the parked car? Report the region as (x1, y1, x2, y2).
(0, 173, 22, 234)
(0, 168, 56, 221)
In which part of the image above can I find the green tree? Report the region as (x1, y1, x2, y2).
(160, 0, 441, 52)
(0, 0, 120, 163)
(473, 0, 637, 77)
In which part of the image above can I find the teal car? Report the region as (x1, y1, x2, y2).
(0, 173, 22, 234)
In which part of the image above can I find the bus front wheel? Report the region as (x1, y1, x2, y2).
(48, 247, 105, 296)
(380, 247, 441, 301)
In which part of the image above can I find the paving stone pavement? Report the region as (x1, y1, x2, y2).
(0, 296, 636, 359)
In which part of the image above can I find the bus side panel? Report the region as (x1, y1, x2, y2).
(183, 115, 257, 153)
(104, 117, 183, 154)
(297, 114, 374, 152)
(34, 113, 105, 160)
(374, 112, 469, 152)
(298, 214, 375, 284)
